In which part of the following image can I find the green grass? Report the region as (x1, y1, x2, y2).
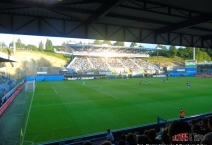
(23, 77, 212, 144)
(2, 48, 71, 62)
(145, 56, 186, 64)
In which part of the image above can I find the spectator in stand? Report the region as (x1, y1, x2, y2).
(148, 129, 161, 144)
(168, 121, 191, 144)
(106, 129, 114, 142)
(114, 137, 119, 145)
(198, 118, 203, 127)
(190, 119, 196, 126)
(100, 140, 112, 145)
(192, 124, 201, 134)
(144, 130, 148, 136)
(201, 116, 212, 145)
(133, 132, 140, 140)
(161, 128, 170, 144)
(126, 133, 136, 145)
(118, 140, 125, 145)
(83, 141, 92, 145)
(120, 134, 127, 145)
(137, 135, 150, 144)
(200, 118, 211, 135)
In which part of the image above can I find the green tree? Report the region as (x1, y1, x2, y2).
(130, 42, 137, 47)
(155, 44, 167, 56)
(45, 39, 53, 51)
(38, 41, 43, 51)
(15, 38, 26, 49)
(200, 48, 212, 58)
(27, 44, 37, 50)
(184, 47, 193, 58)
(93, 40, 102, 45)
(113, 41, 125, 46)
(0, 41, 6, 49)
(139, 45, 144, 48)
(176, 47, 193, 58)
(102, 40, 112, 46)
(167, 45, 177, 58)
(16, 38, 21, 49)
(196, 48, 211, 62)
(9, 41, 13, 48)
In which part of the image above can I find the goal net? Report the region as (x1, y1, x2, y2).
(25, 80, 36, 92)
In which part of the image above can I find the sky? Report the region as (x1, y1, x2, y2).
(0, 33, 158, 48)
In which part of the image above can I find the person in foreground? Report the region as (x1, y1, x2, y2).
(201, 116, 212, 145)
(106, 129, 114, 142)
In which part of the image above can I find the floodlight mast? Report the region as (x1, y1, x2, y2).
(13, 34, 16, 67)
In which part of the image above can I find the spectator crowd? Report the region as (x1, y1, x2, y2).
(82, 116, 212, 145)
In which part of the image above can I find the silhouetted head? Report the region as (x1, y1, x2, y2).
(168, 121, 191, 144)
(137, 135, 150, 144)
(83, 141, 92, 145)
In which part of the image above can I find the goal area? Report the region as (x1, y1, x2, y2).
(25, 80, 36, 92)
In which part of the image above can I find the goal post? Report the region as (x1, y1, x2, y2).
(25, 80, 36, 92)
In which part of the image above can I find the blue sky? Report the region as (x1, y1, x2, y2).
(0, 33, 158, 48)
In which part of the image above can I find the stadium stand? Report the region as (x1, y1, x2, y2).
(65, 44, 160, 76)
(0, 76, 21, 107)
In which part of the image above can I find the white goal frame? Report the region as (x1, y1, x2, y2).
(25, 80, 36, 92)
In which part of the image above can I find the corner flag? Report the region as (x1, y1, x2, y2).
(20, 128, 23, 136)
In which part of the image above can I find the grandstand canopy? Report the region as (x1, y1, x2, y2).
(1, 0, 212, 48)
(0, 52, 18, 62)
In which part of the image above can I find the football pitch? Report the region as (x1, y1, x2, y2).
(23, 77, 212, 144)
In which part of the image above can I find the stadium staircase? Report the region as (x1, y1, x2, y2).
(130, 59, 146, 73)
(66, 57, 77, 68)
(101, 58, 116, 73)
(117, 59, 131, 74)
(87, 57, 94, 68)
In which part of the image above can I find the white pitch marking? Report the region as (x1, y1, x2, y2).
(24, 141, 35, 145)
(13, 113, 23, 116)
(52, 86, 58, 94)
(77, 82, 118, 99)
(21, 92, 35, 145)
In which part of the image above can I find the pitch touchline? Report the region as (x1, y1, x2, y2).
(21, 92, 35, 145)
(51, 86, 58, 94)
(32, 99, 114, 107)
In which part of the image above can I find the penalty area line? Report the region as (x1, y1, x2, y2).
(52, 86, 58, 94)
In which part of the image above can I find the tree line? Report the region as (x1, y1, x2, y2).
(93, 40, 143, 48)
(4, 38, 54, 52)
(1, 38, 211, 62)
(152, 44, 212, 62)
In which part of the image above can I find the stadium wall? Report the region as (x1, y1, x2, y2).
(169, 72, 196, 76)
(26, 75, 64, 81)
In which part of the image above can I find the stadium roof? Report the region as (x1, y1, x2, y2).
(1, 0, 212, 48)
(0, 52, 18, 62)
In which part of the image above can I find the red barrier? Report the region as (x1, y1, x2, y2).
(0, 84, 25, 116)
